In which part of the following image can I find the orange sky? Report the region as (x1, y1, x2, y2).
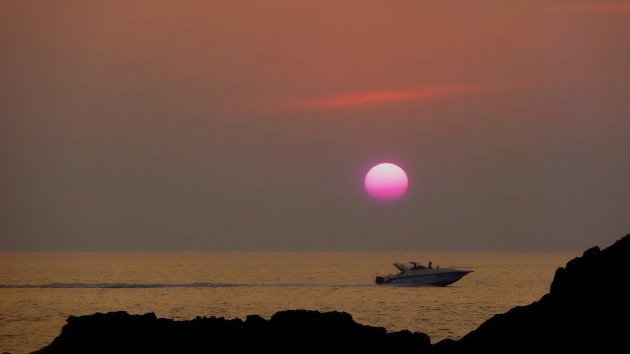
(1, 1, 629, 251)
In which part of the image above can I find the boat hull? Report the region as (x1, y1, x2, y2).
(377, 270, 472, 287)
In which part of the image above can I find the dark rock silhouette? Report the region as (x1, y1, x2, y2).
(34, 309, 430, 354)
(433, 234, 630, 353)
(35, 234, 630, 354)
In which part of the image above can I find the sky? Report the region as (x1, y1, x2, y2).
(1, 0, 629, 251)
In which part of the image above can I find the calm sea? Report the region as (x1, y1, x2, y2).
(0, 251, 574, 354)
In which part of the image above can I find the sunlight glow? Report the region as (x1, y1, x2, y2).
(364, 163, 409, 202)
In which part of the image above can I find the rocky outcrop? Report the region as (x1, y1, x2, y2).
(35, 234, 630, 354)
(433, 234, 630, 353)
(33, 309, 430, 354)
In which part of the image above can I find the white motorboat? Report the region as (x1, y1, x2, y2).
(375, 261, 472, 286)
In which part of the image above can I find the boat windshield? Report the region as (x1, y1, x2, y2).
(409, 262, 426, 270)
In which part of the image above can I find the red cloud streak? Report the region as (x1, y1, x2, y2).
(272, 85, 483, 111)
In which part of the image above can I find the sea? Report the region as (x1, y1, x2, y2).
(0, 251, 575, 354)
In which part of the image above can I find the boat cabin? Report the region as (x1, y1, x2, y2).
(409, 261, 427, 270)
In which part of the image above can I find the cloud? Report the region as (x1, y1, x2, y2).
(265, 85, 484, 112)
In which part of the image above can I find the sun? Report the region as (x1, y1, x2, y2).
(364, 163, 408, 202)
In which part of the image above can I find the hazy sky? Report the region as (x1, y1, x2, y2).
(2, 1, 629, 251)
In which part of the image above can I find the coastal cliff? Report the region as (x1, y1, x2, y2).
(35, 234, 630, 354)
(33, 309, 430, 353)
(433, 234, 630, 353)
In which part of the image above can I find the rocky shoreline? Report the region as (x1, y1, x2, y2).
(34, 234, 630, 353)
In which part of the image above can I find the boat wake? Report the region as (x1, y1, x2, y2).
(0, 282, 245, 289)
(0, 282, 373, 289)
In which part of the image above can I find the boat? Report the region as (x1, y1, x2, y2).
(375, 261, 472, 286)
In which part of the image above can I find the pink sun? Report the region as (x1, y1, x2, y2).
(364, 163, 409, 202)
